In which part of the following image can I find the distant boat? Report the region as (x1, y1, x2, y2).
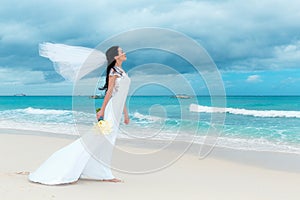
(89, 95, 104, 99)
(14, 93, 26, 96)
(172, 94, 193, 99)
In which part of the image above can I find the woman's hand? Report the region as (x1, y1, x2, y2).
(124, 114, 130, 125)
(123, 106, 129, 125)
(97, 109, 104, 120)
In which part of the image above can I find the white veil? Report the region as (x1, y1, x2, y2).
(39, 42, 106, 82)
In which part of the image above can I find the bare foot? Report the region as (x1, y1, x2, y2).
(66, 180, 78, 185)
(16, 171, 30, 175)
(101, 178, 123, 183)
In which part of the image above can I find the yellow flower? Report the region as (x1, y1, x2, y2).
(96, 119, 112, 135)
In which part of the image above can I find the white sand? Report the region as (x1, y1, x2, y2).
(0, 130, 300, 200)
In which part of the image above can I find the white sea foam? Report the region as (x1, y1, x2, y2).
(0, 107, 94, 134)
(0, 119, 78, 135)
(1, 107, 299, 154)
(19, 107, 71, 115)
(189, 104, 300, 118)
(132, 112, 162, 122)
(206, 136, 300, 154)
(118, 130, 300, 154)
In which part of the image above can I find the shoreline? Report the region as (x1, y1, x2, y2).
(116, 137, 300, 173)
(1, 128, 300, 173)
(1, 129, 300, 200)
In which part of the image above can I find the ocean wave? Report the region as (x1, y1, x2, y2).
(18, 107, 72, 115)
(189, 104, 300, 118)
(0, 119, 78, 135)
(1, 106, 299, 154)
(192, 134, 300, 154)
(0, 107, 97, 126)
(131, 112, 183, 128)
(211, 136, 300, 154)
(118, 131, 300, 154)
(0, 107, 95, 135)
(132, 112, 162, 122)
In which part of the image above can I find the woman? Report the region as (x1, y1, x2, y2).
(98, 46, 130, 126)
(28, 46, 131, 185)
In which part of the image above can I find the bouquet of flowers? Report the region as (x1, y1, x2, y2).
(95, 108, 112, 135)
(96, 117, 112, 135)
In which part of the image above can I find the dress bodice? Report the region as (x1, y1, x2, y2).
(109, 66, 131, 98)
(106, 66, 131, 125)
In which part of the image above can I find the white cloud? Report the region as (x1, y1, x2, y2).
(246, 75, 262, 83)
(0, 67, 46, 85)
(0, 22, 41, 44)
(126, 71, 212, 95)
(1, 0, 300, 95)
(0, 67, 75, 95)
(235, 40, 300, 71)
(273, 41, 300, 64)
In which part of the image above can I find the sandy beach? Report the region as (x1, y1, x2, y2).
(1, 129, 300, 200)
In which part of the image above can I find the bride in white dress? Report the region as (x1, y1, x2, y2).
(28, 46, 130, 185)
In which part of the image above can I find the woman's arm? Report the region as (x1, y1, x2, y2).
(96, 75, 117, 119)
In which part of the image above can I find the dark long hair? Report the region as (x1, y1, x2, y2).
(98, 60, 116, 93)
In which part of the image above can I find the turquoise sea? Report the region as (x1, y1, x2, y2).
(0, 96, 299, 154)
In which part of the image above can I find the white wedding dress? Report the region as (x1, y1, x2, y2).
(28, 67, 130, 185)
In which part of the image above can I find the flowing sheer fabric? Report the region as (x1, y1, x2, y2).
(28, 43, 131, 185)
(39, 42, 106, 82)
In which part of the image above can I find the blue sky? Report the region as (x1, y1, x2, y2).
(0, 0, 300, 95)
